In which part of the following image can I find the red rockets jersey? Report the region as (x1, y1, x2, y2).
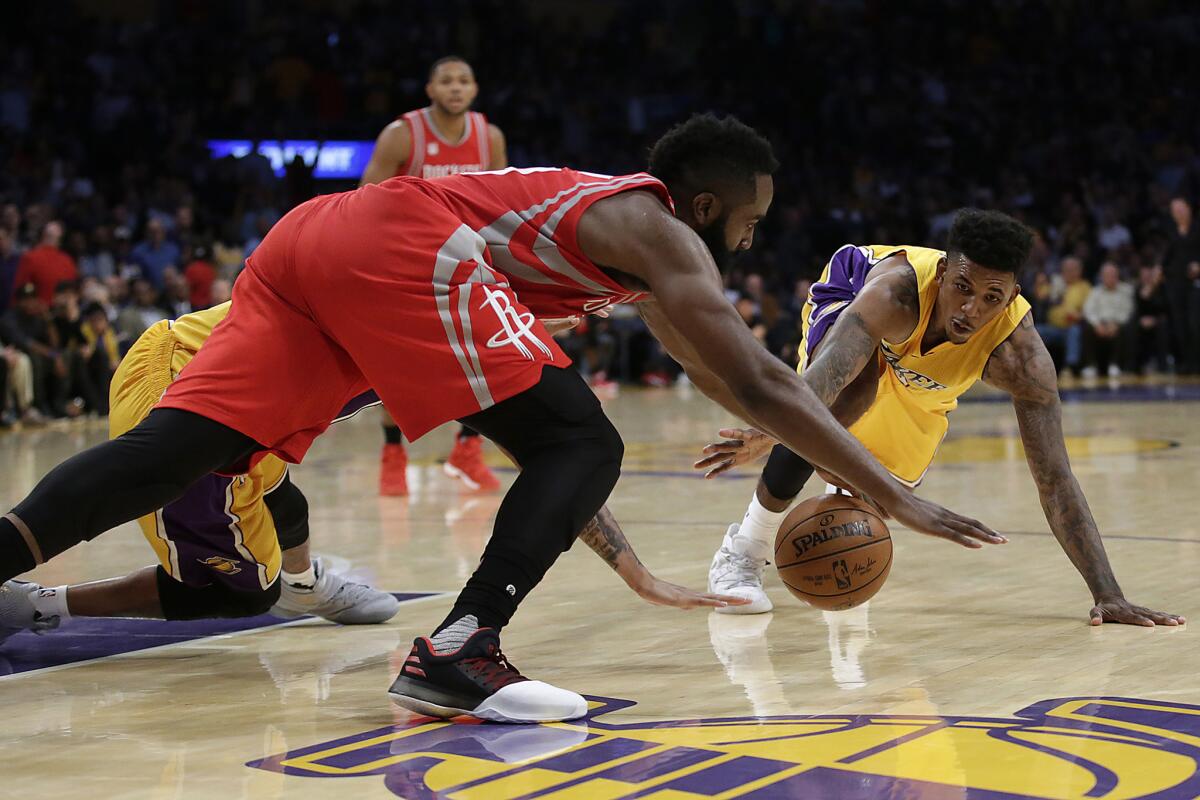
(379, 167, 674, 317)
(396, 107, 492, 178)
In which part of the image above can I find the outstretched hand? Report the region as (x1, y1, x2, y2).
(1089, 597, 1185, 627)
(694, 427, 776, 478)
(888, 493, 1008, 549)
(633, 575, 751, 610)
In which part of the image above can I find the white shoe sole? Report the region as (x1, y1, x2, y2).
(443, 462, 482, 491)
(389, 681, 587, 724)
(710, 587, 773, 615)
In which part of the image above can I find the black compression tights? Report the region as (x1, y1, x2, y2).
(0, 409, 260, 582)
(761, 443, 816, 504)
(438, 366, 624, 632)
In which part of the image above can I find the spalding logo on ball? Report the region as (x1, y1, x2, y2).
(774, 493, 892, 610)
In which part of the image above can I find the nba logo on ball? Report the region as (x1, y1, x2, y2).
(774, 494, 893, 610)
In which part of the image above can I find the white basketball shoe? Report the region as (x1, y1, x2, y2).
(0, 581, 61, 643)
(708, 523, 773, 615)
(270, 559, 401, 624)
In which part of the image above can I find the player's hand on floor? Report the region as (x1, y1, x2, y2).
(1089, 597, 1186, 627)
(633, 575, 750, 610)
(889, 494, 1008, 548)
(694, 427, 776, 478)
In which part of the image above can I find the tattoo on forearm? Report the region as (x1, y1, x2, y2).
(1016, 398, 1120, 598)
(578, 506, 641, 572)
(804, 311, 876, 406)
(986, 316, 1120, 598)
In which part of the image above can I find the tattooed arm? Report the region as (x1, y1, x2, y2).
(694, 258, 922, 477)
(578, 505, 749, 609)
(983, 313, 1183, 626)
(802, 259, 920, 405)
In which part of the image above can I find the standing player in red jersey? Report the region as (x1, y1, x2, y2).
(361, 55, 508, 496)
(0, 115, 1003, 724)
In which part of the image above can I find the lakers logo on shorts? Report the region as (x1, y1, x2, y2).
(247, 695, 1200, 798)
(198, 556, 243, 576)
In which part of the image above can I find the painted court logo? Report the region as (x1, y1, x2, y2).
(247, 695, 1200, 798)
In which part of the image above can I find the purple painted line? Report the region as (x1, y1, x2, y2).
(984, 727, 1118, 797)
(648, 755, 795, 796)
(591, 746, 718, 784)
(738, 766, 1040, 800)
(0, 592, 438, 677)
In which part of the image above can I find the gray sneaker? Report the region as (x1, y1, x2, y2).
(0, 581, 61, 644)
(270, 559, 400, 624)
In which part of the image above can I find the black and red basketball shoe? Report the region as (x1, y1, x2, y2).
(388, 627, 587, 723)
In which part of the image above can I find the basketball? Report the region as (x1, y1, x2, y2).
(774, 494, 893, 611)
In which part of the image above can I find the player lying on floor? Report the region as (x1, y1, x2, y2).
(0, 304, 737, 642)
(696, 210, 1183, 627)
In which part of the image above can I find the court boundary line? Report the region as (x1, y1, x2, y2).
(0, 591, 451, 682)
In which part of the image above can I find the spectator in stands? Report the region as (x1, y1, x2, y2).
(78, 225, 117, 281)
(162, 268, 192, 317)
(1160, 197, 1200, 373)
(1, 283, 68, 417)
(1135, 264, 1170, 373)
(210, 278, 233, 306)
(13, 221, 77, 306)
(0, 205, 19, 241)
(116, 278, 168, 343)
(1097, 211, 1132, 254)
(1082, 261, 1135, 378)
(49, 281, 89, 417)
(0, 227, 19, 315)
(112, 226, 139, 280)
(173, 206, 197, 254)
(183, 245, 216, 309)
(1036, 256, 1090, 377)
(130, 218, 181, 289)
(0, 314, 40, 427)
(76, 302, 120, 415)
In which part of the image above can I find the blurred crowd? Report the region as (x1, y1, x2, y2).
(2, 0, 1199, 422)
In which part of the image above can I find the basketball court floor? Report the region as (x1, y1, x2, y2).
(1, 380, 1198, 799)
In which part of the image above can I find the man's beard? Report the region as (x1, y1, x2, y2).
(698, 217, 739, 272)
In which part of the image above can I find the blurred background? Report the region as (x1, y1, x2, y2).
(1, 0, 1198, 423)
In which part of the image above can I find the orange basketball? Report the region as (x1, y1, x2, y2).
(774, 493, 892, 611)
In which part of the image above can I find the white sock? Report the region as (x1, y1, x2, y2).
(282, 563, 318, 592)
(430, 614, 479, 653)
(738, 495, 788, 558)
(29, 585, 71, 621)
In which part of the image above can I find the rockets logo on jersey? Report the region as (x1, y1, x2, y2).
(247, 694, 1200, 798)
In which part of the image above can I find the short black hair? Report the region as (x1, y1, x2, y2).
(647, 113, 778, 201)
(429, 55, 471, 81)
(946, 208, 1034, 274)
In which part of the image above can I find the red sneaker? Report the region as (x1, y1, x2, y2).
(379, 443, 409, 496)
(443, 434, 501, 492)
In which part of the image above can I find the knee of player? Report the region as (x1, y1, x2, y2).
(232, 581, 282, 617)
(591, 414, 624, 461)
(156, 567, 282, 619)
(264, 476, 309, 551)
(583, 414, 624, 480)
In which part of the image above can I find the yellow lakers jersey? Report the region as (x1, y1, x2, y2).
(801, 244, 1030, 485)
(168, 301, 232, 376)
